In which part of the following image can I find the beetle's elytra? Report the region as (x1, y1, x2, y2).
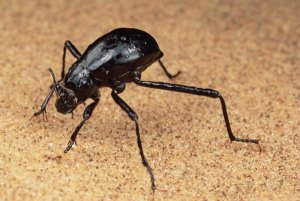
(34, 28, 259, 191)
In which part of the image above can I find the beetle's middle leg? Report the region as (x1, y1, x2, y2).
(111, 90, 156, 192)
(158, 59, 181, 80)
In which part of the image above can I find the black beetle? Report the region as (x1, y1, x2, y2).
(34, 28, 259, 191)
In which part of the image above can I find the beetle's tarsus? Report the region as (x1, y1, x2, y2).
(64, 139, 78, 153)
(158, 59, 181, 80)
(232, 137, 259, 144)
(231, 137, 261, 151)
(33, 108, 48, 121)
(170, 70, 181, 79)
(166, 70, 181, 80)
(64, 140, 74, 153)
(151, 183, 156, 192)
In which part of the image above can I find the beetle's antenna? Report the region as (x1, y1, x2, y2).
(48, 68, 58, 92)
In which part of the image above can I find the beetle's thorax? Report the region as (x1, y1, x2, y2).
(64, 62, 97, 102)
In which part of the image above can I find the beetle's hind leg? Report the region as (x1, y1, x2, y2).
(133, 78, 260, 147)
(158, 59, 181, 80)
(111, 90, 156, 192)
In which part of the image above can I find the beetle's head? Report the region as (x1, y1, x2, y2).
(55, 86, 78, 114)
(49, 68, 78, 114)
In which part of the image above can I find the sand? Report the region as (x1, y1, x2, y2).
(0, 0, 299, 200)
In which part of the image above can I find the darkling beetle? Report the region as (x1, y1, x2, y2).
(34, 28, 259, 191)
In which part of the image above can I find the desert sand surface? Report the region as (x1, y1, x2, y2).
(0, 0, 299, 200)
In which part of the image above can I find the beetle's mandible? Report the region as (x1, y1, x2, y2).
(34, 28, 259, 191)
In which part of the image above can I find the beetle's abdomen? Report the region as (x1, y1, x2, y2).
(106, 28, 162, 60)
(84, 28, 163, 75)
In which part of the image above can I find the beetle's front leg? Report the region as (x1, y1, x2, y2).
(64, 96, 100, 153)
(59, 40, 82, 81)
(33, 86, 56, 120)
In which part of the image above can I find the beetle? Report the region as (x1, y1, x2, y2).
(34, 28, 259, 191)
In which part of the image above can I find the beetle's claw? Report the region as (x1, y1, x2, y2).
(30, 110, 42, 121)
(42, 109, 48, 121)
(33, 109, 48, 121)
(33, 110, 42, 117)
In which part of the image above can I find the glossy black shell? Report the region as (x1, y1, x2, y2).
(65, 28, 164, 92)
